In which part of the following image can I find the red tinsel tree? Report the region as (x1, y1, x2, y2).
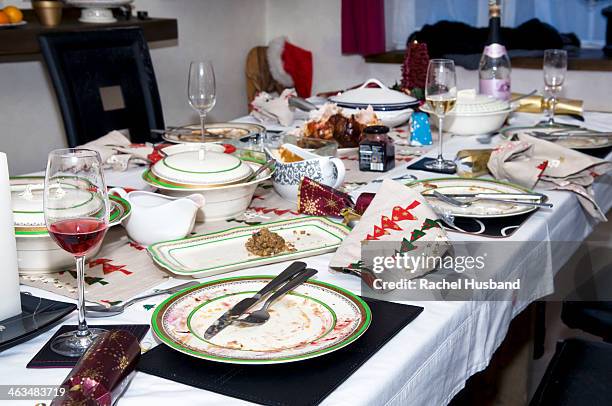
(401, 41, 430, 95)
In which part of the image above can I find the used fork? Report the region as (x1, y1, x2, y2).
(237, 268, 318, 326)
(432, 190, 553, 208)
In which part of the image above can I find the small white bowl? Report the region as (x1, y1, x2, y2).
(425, 108, 511, 136)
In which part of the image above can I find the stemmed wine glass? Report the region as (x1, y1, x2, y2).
(542, 49, 568, 126)
(188, 60, 216, 159)
(425, 59, 458, 172)
(44, 149, 110, 357)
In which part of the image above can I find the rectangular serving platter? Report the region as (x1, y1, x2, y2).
(147, 216, 350, 278)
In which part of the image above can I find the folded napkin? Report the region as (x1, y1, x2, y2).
(81, 131, 153, 171)
(330, 180, 450, 287)
(52, 330, 141, 406)
(512, 93, 583, 117)
(250, 88, 296, 126)
(488, 133, 612, 221)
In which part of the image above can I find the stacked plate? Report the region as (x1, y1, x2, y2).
(11, 176, 131, 273)
(329, 78, 419, 127)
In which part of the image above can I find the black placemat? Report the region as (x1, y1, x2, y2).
(137, 297, 423, 406)
(27, 324, 149, 369)
(407, 157, 457, 174)
(441, 211, 534, 238)
(0, 293, 76, 353)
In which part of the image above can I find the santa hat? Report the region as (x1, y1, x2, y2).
(267, 36, 313, 98)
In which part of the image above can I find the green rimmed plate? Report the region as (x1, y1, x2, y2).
(162, 122, 266, 144)
(501, 126, 612, 150)
(151, 275, 371, 364)
(407, 177, 541, 218)
(147, 217, 350, 278)
(10, 176, 131, 237)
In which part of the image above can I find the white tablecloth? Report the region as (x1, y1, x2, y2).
(2, 113, 611, 406)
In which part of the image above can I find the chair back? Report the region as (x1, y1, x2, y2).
(39, 27, 164, 147)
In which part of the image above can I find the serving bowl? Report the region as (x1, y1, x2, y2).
(142, 160, 272, 222)
(265, 144, 345, 202)
(11, 176, 131, 274)
(66, 0, 133, 23)
(422, 91, 511, 135)
(330, 78, 419, 110)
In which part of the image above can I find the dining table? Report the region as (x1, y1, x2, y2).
(2, 111, 612, 406)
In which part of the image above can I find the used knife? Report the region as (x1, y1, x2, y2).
(203, 261, 307, 340)
(425, 192, 545, 201)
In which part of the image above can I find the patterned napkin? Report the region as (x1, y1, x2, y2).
(250, 88, 296, 126)
(488, 133, 612, 221)
(329, 180, 450, 286)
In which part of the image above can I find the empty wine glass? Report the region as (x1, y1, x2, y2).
(44, 149, 110, 357)
(425, 59, 457, 172)
(188, 60, 216, 158)
(542, 49, 567, 126)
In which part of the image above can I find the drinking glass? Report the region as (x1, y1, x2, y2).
(188, 60, 216, 158)
(44, 149, 110, 357)
(425, 59, 457, 172)
(542, 49, 567, 126)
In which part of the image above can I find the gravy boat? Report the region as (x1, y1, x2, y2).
(109, 188, 204, 246)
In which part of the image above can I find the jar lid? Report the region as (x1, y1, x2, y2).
(364, 125, 390, 134)
(151, 151, 253, 187)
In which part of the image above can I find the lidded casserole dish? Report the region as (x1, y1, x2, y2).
(149, 151, 254, 188)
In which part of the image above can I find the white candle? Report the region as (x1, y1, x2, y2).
(0, 152, 21, 321)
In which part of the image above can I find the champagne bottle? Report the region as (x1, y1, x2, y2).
(479, 0, 511, 100)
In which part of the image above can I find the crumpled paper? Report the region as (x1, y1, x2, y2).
(80, 131, 153, 171)
(250, 88, 296, 126)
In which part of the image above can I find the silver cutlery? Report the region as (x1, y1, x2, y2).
(509, 89, 537, 103)
(151, 128, 195, 136)
(425, 192, 544, 201)
(288, 96, 318, 112)
(529, 130, 612, 140)
(237, 268, 318, 326)
(371, 174, 417, 183)
(85, 281, 201, 317)
(432, 190, 553, 208)
(204, 261, 307, 339)
(244, 159, 275, 182)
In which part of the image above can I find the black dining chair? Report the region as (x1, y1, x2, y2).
(39, 27, 165, 147)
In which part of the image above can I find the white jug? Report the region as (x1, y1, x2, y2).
(109, 188, 204, 246)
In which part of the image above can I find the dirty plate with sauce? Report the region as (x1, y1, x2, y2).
(151, 275, 371, 364)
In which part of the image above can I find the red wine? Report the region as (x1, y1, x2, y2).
(48, 218, 107, 256)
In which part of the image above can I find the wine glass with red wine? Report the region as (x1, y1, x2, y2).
(44, 149, 110, 357)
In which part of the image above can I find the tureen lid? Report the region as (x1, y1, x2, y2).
(10, 176, 124, 236)
(151, 151, 253, 187)
(330, 78, 417, 106)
